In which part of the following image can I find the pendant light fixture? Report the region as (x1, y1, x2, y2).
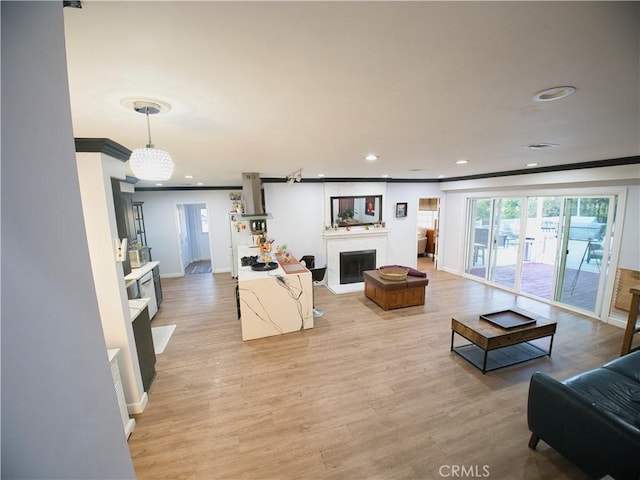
(129, 100, 175, 181)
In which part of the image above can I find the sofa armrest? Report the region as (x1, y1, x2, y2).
(528, 372, 640, 480)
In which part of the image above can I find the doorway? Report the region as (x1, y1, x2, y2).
(417, 198, 440, 267)
(176, 203, 212, 275)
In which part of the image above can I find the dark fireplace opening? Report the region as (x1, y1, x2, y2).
(340, 250, 376, 284)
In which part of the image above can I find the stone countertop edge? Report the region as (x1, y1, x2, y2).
(124, 261, 160, 282)
(128, 298, 150, 322)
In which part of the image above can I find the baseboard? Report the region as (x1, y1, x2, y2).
(328, 282, 364, 294)
(124, 418, 136, 438)
(442, 266, 459, 275)
(606, 313, 628, 329)
(127, 391, 148, 415)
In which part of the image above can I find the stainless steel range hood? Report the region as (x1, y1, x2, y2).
(239, 172, 272, 220)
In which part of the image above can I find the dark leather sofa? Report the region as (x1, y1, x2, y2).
(527, 351, 640, 480)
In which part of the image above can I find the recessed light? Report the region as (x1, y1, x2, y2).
(185, 175, 194, 179)
(532, 86, 576, 103)
(365, 154, 378, 161)
(381, 174, 389, 178)
(317, 173, 325, 177)
(526, 143, 558, 150)
(437, 174, 445, 178)
(456, 160, 468, 165)
(526, 163, 539, 167)
(155, 183, 163, 186)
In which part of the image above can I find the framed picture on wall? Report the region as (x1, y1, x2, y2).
(396, 202, 407, 218)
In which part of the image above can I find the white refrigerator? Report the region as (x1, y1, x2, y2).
(230, 213, 252, 277)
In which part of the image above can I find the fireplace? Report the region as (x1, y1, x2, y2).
(323, 228, 388, 294)
(340, 250, 376, 284)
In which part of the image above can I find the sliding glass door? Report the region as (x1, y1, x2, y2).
(487, 198, 522, 290)
(467, 197, 523, 291)
(467, 199, 491, 280)
(519, 197, 561, 300)
(466, 195, 616, 315)
(556, 197, 613, 312)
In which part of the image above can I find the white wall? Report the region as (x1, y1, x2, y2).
(1, 2, 135, 477)
(136, 181, 448, 275)
(133, 189, 234, 275)
(265, 182, 326, 265)
(385, 183, 443, 268)
(76, 152, 146, 413)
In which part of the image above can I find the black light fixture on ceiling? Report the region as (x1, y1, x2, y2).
(129, 100, 175, 181)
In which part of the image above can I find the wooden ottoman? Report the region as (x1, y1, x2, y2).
(363, 270, 429, 310)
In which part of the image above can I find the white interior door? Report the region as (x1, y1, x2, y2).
(176, 204, 191, 270)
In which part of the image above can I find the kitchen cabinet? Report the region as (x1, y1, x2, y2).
(152, 265, 163, 307)
(139, 271, 158, 319)
(125, 262, 162, 315)
(130, 303, 156, 392)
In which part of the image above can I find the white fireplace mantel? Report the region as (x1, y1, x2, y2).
(322, 228, 389, 294)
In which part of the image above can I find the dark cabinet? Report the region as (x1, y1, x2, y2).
(111, 178, 135, 276)
(131, 305, 156, 392)
(152, 265, 163, 307)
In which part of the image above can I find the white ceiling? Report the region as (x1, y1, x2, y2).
(63, 1, 639, 188)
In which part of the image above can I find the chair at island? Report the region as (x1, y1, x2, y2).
(310, 266, 327, 318)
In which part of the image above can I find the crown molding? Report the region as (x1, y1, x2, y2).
(74, 138, 131, 162)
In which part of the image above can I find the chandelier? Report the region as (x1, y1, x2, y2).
(129, 101, 174, 181)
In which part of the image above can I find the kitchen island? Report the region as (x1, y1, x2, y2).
(237, 245, 313, 341)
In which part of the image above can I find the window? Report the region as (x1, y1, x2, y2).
(200, 208, 209, 233)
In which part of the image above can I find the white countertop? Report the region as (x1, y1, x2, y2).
(125, 261, 160, 281)
(237, 246, 280, 280)
(128, 298, 150, 322)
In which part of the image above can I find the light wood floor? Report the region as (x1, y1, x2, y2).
(128, 257, 623, 479)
